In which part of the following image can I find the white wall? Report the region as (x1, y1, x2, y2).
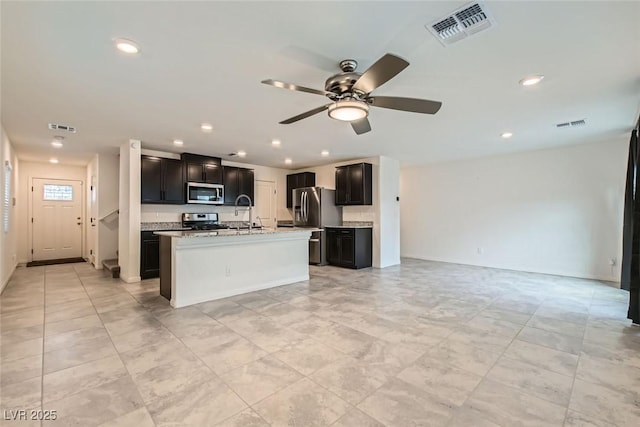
(1, 125, 19, 292)
(379, 156, 401, 268)
(118, 140, 141, 282)
(16, 160, 86, 264)
(401, 140, 627, 282)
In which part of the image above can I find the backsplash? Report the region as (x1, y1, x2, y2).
(141, 204, 251, 223)
(342, 205, 376, 223)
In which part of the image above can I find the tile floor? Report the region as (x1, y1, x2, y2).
(1, 259, 639, 426)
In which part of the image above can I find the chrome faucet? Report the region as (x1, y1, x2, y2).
(234, 194, 253, 231)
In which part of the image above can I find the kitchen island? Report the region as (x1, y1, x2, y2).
(155, 228, 314, 308)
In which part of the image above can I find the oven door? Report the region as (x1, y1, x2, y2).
(186, 183, 224, 204)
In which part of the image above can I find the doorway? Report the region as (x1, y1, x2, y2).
(255, 180, 277, 228)
(31, 178, 83, 262)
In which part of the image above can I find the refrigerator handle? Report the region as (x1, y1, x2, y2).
(303, 191, 308, 221)
(301, 191, 305, 222)
(301, 191, 307, 222)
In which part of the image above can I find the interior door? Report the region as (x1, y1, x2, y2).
(255, 180, 277, 227)
(32, 178, 83, 261)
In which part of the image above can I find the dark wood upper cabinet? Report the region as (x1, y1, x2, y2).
(162, 158, 185, 203)
(182, 153, 222, 184)
(223, 166, 254, 206)
(141, 155, 184, 204)
(286, 172, 316, 208)
(335, 162, 372, 205)
(141, 156, 162, 203)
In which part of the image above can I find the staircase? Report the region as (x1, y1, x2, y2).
(102, 251, 120, 279)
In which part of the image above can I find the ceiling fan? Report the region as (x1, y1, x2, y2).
(261, 53, 442, 135)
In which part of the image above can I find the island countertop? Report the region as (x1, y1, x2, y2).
(154, 227, 321, 238)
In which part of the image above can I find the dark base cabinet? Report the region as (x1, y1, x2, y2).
(159, 236, 172, 300)
(326, 227, 372, 269)
(140, 231, 160, 279)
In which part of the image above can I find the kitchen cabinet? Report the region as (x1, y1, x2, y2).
(140, 231, 160, 279)
(182, 153, 222, 184)
(141, 156, 184, 204)
(223, 166, 254, 206)
(286, 172, 315, 208)
(326, 227, 372, 269)
(335, 162, 372, 205)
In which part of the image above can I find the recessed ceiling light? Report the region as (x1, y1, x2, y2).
(51, 141, 63, 148)
(519, 75, 544, 86)
(237, 151, 247, 157)
(285, 158, 292, 165)
(173, 139, 184, 146)
(271, 139, 281, 146)
(49, 158, 59, 164)
(114, 38, 139, 54)
(321, 150, 330, 157)
(201, 123, 213, 132)
(501, 132, 513, 139)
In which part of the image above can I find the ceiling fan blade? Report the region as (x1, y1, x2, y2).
(261, 79, 330, 96)
(279, 104, 332, 124)
(368, 96, 442, 114)
(351, 117, 372, 135)
(352, 53, 410, 94)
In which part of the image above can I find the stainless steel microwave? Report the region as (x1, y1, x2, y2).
(186, 182, 224, 205)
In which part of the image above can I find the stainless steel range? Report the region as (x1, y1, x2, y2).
(182, 213, 229, 230)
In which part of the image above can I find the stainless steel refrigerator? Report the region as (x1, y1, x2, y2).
(293, 187, 342, 265)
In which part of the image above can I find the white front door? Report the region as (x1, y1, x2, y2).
(255, 180, 277, 228)
(32, 178, 83, 261)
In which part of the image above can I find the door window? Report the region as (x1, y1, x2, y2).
(43, 184, 73, 201)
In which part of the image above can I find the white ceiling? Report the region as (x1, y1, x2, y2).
(2, 1, 639, 169)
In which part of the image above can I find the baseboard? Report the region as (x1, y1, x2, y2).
(1, 263, 17, 295)
(401, 254, 620, 284)
(120, 275, 141, 283)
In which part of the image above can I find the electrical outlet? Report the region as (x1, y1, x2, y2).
(225, 266, 231, 277)
(477, 247, 483, 255)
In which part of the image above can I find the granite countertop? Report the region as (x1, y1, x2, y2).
(155, 227, 321, 238)
(141, 222, 191, 231)
(325, 221, 374, 229)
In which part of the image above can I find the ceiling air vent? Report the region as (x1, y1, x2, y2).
(556, 119, 586, 128)
(48, 123, 77, 133)
(427, 1, 496, 46)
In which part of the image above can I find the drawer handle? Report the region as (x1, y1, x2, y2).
(309, 239, 320, 243)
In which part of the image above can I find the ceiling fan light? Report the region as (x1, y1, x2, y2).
(328, 100, 369, 122)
